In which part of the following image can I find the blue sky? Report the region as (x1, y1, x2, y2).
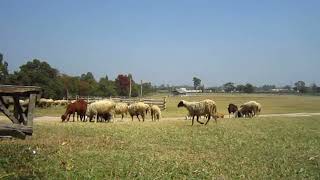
(1, 0, 319, 86)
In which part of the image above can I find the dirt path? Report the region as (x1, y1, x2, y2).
(33, 112, 320, 121)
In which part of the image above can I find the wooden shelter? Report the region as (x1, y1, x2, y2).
(0, 85, 42, 139)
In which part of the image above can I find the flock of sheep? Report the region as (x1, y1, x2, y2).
(60, 99, 162, 123)
(58, 97, 261, 126)
(177, 99, 262, 125)
(3, 96, 261, 126)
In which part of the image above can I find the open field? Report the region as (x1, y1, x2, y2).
(34, 93, 320, 118)
(1, 94, 320, 179)
(0, 116, 320, 179)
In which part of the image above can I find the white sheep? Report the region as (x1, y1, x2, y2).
(37, 98, 54, 108)
(150, 105, 161, 121)
(113, 102, 128, 120)
(128, 102, 150, 122)
(243, 101, 261, 116)
(177, 99, 217, 125)
(86, 100, 116, 123)
(53, 99, 69, 106)
(236, 101, 261, 118)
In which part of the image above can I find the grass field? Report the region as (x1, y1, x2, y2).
(1, 94, 320, 179)
(34, 93, 320, 117)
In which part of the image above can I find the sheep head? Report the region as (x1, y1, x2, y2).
(61, 115, 67, 122)
(177, 100, 185, 108)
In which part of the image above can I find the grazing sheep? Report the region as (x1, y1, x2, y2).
(177, 99, 217, 125)
(235, 101, 261, 118)
(61, 99, 88, 122)
(242, 101, 261, 117)
(86, 100, 116, 123)
(235, 105, 253, 118)
(19, 99, 29, 107)
(113, 102, 128, 120)
(150, 105, 161, 121)
(228, 103, 238, 117)
(98, 112, 112, 122)
(37, 98, 54, 108)
(54, 100, 69, 107)
(128, 102, 150, 122)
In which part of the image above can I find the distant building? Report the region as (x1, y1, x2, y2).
(271, 88, 291, 93)
(172, 88, 202, 96)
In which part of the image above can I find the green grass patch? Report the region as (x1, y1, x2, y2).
(1, 116, 320, 179)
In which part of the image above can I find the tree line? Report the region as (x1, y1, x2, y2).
(0, 54, 154, 99)
(191, 77, 320, 94)
(1, 53, 319, 98)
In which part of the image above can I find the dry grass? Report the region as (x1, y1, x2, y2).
(1, 93, 320, 179)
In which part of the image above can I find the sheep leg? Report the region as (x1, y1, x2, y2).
(192, 116, 195, 126)
(131, 115, 134, 121)
(136, 115, 140, 122)
(196, 116, 204, 124)
(205, 115, 211, 125)
(73, 113, 75, 122)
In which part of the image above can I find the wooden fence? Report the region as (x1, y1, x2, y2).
(111, 97, 167, 110)
(71, 96, 167, 110)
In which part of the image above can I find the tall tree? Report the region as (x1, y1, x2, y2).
(115, 74, 131, 96)
(80, 72, 98, 96)
(243, 83, 255, 93)
(0, 53, 9, 83)
(236, 84, 245, 92)
(223, 82, 235, 93)
(310, 83, 318, 93)
(294, 81, 306, 93)
(13, 59, 63, 99)
(97, 76, 117, 97)
(193, 77, 201, 90)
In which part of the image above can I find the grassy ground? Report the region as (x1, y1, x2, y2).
(0, 116, 320, 179)
(1, 94, 320, 179)
(157, 93, 320, 117)
(34, 93, 320, 118)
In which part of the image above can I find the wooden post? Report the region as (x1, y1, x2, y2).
(13, 96, 27, 124)
(129, 77, 132, 98)
(163, 97, 167, 110)
(27, 94, 36, 127)
(140, 80, 143, 97)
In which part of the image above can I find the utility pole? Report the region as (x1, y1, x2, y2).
(129, 77, 132, 98)
(140, 80, 143, 97)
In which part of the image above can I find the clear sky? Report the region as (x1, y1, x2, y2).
(1, 0, 319, 86)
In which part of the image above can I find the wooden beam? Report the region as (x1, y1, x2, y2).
(0, 97, 20, 124)
(0, 85, 42, 94)
(13, 96, 27, 124)
(0, 125, 27, 139)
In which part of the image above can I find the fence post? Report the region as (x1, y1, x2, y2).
(140, 80, 143, 97)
